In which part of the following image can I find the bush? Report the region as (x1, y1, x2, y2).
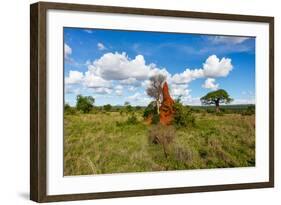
(148, 124, 176, 158)
(135, 106, 142, 111)
(173, 102, 195, 128)
(143, 101, 160, 124)
(103, 104, 112, 112)
(76, 95, 95, 113)
(64, 103, 77, 115)
(241, 105, 255, 116)
(126, 113, 138, 125)
(116, 113, 139, 127)
(119, 109, 124, 116)
(206, 108, 215, 113)
(151, 113, 160, 124)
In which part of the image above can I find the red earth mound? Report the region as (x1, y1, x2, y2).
(159, 82, 175, 125)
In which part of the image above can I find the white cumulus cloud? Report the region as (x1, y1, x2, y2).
(170, 84, 190, 98)
(120, 77, 140, 86)
(64, 43, 72, 59)
(115, 90, 123, 96)
(127, 92, 142, 101)
(83, 71, 111, 88)
(97, 42, 106, 51)
(65, 53, 234, 106)
(128, 86, 137, 92)
(87, 52, 164, 81)
(171, 68, 203, 84)
(171, 55, 233, 84)
(92, 87, 112, 94)
(210, 36, 249, 45)
(65, 70, 83, 84)
(202, 55, 233, 77)
(115, 85, 123, 96)
(84, 29, 93, 34)
(202, 78, 219, 90)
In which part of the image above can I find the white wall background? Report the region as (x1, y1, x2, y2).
(0, 0, 279, 204)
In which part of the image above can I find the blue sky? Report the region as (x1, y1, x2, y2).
(64, 27, 255, 106)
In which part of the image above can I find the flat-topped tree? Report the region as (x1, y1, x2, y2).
(200, 89, 233, 112)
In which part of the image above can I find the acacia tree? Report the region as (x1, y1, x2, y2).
(200, 89, 233, 112)
(146, 74, 166, 114)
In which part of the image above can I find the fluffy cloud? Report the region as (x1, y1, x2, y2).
(120, 77, 140, 86)
(83, 71, 111, 88)
(115, 85, 123, 96)
(203, 55, 233, 77)
(87, 52, 163, 81)
(171, 55, 233, 84)
(64, 43, 72, 59)
(202, 78, 219, 90)
(127, 92, 151, 106)
(97, 42, 106, 51)
(91, 87, 112, 94)
(65, 70, 83, 84)
(84, 29, 93, 34)
(171, 68, 203, 84)
(210, 36, 249, 45)
(115, 90, 123, 96)
(181, 96, 201, 105)
(127, 92, 142, 101)
(65, 53, 234, 106)
(85, 52, 232, 90)
(128, 86, 137, 92)
(170, 84, 190, 98)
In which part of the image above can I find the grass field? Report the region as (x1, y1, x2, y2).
(64, 111, 255, 176)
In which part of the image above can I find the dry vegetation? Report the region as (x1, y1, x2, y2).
(64, 111, 255, 176)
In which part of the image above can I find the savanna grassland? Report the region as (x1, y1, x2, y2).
(64, 108, 255, 176)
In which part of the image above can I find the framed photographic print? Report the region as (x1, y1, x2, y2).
(30, 1, 274, 202)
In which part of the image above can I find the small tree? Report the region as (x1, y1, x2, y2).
(173, 101, 195, 127)
(143, 101, 159, 124)
(103, 104, 112, 112)
(76, 95, 95, 113)
(146, 74, 166, 114)
(200, 89, 233, 112)
(124, 101, 133, 113)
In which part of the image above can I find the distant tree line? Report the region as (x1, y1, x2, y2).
(64, 95, 146, 114)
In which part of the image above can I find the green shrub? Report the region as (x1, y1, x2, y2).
(151, 113, 160, 124)
(143, 101, 159, 124)
(76, 95, 95, 113)
(64, 103, 77, 115)
(241, 105, 255, 116)
(135, 106, 142, 111)
(126, 113, 138, 125)
(206, 108, 215, 113)
(143, 102, 156, 117)
(119, 109, 124, 116)
(173, 102, 195, 128)
(103, 104, 112, 112)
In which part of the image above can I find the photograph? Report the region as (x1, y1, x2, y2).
(63, 27, 256, 176)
